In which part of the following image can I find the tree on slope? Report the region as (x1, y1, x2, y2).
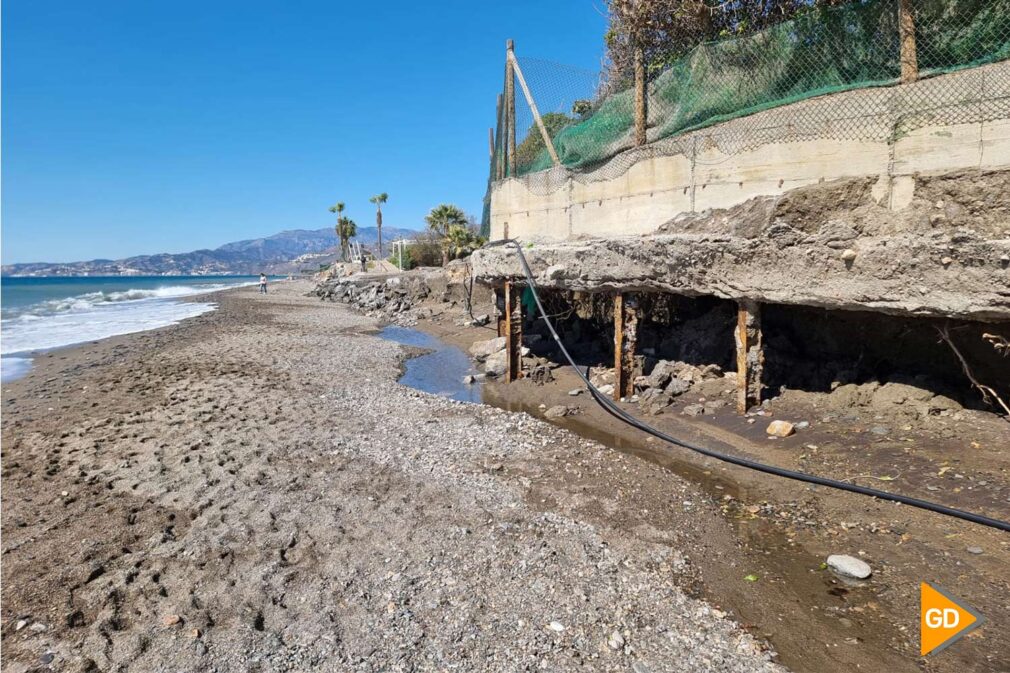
(603, 0, 849, 92)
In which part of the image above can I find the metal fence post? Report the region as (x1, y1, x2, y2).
(506, 40, 517, 177)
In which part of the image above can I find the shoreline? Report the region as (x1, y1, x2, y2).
(2, 280, 790, 672)
(0, 278, 272, 383)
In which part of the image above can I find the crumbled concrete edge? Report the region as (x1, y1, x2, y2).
(472, 232, 1010, 322)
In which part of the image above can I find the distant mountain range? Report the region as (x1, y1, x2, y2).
(1, 226, 418, 277)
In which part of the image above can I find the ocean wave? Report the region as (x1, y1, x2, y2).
(1, 299, 218, 356)
(13, 283, 251, 319)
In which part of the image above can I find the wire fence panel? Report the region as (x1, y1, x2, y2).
(488, 0, 1010, 201)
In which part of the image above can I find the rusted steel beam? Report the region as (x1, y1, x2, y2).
(735, 300, 763, 413)
(614, 293, 639, 401)
(504, 281, 523, 383)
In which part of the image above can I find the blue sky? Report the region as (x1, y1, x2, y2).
(2, 1, 606, 264)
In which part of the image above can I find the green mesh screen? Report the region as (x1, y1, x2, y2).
(491, 0, 1010, 186)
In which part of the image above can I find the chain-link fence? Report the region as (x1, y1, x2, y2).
(483, 0, 1010, 230)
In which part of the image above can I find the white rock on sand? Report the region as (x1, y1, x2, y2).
(765, 420, 795, 438)
(469, 336, 506, 360)
(826, 554, 872, 579)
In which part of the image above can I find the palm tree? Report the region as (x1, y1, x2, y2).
(424, 203, 468, 266)
(337, 217, 357, 262)
(328, 202, 346, 260)
(445, 223, 486, 259)
(369, 193, 388, 259)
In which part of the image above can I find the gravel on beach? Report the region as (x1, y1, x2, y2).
(1, 281, 785, 673)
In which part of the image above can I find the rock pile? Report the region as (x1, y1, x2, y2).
(468, 336, 558, 381)
(314, 274, 465, 326)
(633, 360, 728, 416)
(315, 276, 424, 323)
(314, 263, 494, 328)
(827, 380, 964, 419)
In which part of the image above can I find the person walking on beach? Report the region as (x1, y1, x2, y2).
(259, 273, 268, 294)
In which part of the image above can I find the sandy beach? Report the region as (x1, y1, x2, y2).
(3, 280, 793, 673)
(6, 1, 1010, 670)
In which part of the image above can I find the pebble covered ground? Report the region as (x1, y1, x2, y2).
(1, 281, 785, 673)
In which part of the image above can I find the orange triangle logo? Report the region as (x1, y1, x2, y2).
(920, 582, 984, 656)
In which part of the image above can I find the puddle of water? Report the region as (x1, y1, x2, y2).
(379, 325, 483, 403)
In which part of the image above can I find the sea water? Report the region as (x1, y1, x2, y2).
(1, 276, 260, 382)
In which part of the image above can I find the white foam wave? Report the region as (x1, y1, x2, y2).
(1, 356, 33, 383)
(1, 299, 218, 356)
(14, 282, 251, 319)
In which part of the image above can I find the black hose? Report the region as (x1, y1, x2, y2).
(485, 239, 1010, 533)
(463, 260, 478, 323)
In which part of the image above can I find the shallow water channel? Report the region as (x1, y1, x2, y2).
(379, 325, 484, 403)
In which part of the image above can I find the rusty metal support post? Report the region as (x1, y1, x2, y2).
(504, 281, 523, 382)
(735, 300, 763, 413)
(506, 40, 517, 177)
(898, 0, 918, 84)
(634, 43, 647, 146)
(614, 293, 639, 401)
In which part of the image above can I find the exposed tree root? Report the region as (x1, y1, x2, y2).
(936, 325, 1010, 418)
(983, 332, 1009, 357)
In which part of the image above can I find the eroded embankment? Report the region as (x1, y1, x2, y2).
(475, 171, 1010, 322)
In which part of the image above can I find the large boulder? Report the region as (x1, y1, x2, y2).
(639, 360, 678, 390)
(470, 336, 507, 361)
(645, 393, 674, 416)
(638, 388, 673, 415)
(826, 554, 872, 580)
(665, 378, 692, 397)
(766, 420, 795, 437)
(484, 351, 508, 377)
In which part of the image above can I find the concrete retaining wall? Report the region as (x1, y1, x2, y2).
(490, 65, 1010, 241)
